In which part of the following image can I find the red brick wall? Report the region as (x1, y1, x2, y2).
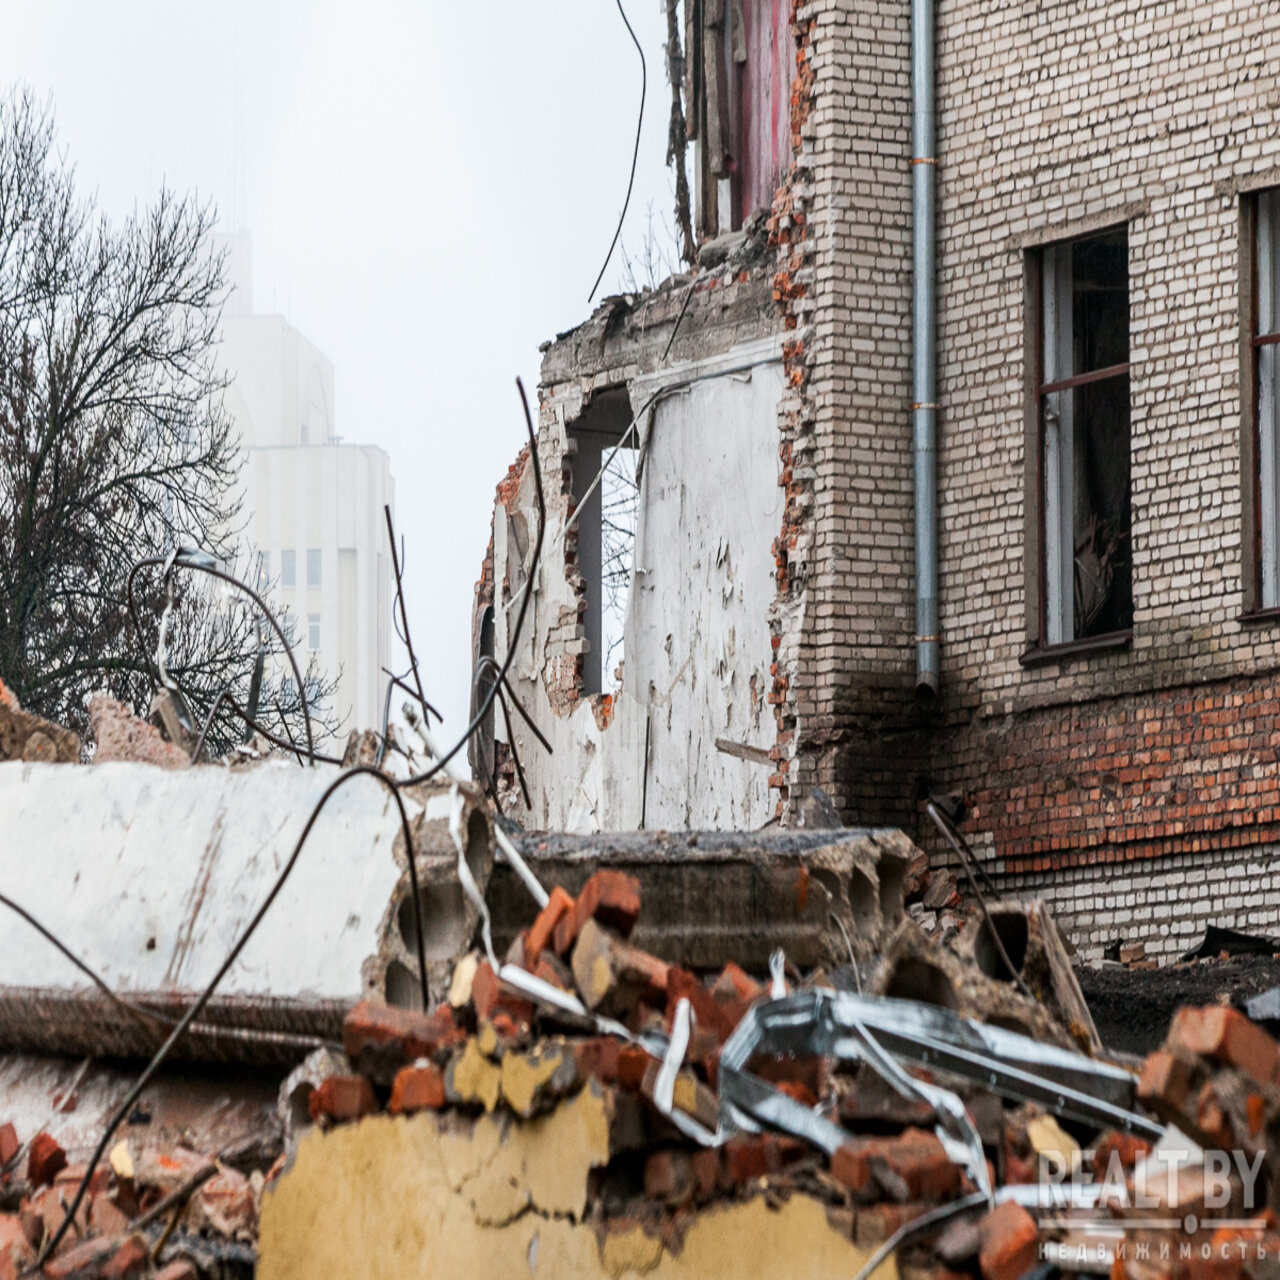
(929, 667, 1280, 877)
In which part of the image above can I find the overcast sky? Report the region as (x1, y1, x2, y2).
(0, 0, 679, 738)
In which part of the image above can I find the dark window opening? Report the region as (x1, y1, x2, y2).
(1035, 227, 1132, 646)
(569, 389, 637, 698)
(1253, 189, 1280, 608)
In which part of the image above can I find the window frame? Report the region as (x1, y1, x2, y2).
(1022, 223, 1135, 662)
(1241, 190, 1280, 621)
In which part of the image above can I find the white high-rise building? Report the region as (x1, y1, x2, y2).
(214, 232, 394, 743)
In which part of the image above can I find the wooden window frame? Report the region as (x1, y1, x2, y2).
(1241, 190, 1280, 621)
(1022, 225, 1133, 660)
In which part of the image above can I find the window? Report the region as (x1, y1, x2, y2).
(307, 548, 321, 589)
(280, 549, 296, 588)
(255, 549, 269, 587)
(307, 614, 321, 652)
(569, 388, 636, 696)
(1030, 226, 1133, 649)
(1251, 189, 1280, 609)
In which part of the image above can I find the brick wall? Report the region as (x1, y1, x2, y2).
(915, 0, 1280, 891)
(769, 0, 924, 827)
(780, 0, 1280, 952)
(996, 842, 1280, 966)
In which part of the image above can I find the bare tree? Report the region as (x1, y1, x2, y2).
(0, 89, 335, 754)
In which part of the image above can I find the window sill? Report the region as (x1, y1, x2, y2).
(1239, 608, 1280, 627)
(1019, 629, 1133, 668)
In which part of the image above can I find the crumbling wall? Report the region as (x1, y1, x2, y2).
(258, 1106, 873, 1280)
(481, 253, 786, 832)
(764, 0, 924, 829)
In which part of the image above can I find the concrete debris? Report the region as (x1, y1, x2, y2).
(88, 693, 191, 770)
(0, 694, 80, 764)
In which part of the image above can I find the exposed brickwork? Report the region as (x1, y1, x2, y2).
(900, 0, 1280, 923)
(995, 839, 1280, 966)
(767, 0, 925, 826)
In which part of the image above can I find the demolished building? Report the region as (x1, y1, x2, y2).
(477, 0, 1280, 964)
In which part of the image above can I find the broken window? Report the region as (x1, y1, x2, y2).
(569, 388, 638, 697)
(1034, 227, 1132, 646)
(1252, 189, 1280, 608)
(686, 0, 793, 237)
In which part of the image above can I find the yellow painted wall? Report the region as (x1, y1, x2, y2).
(259, 1088, 887, 1280)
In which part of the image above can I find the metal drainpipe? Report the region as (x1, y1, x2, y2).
(912, 0, 940, 699)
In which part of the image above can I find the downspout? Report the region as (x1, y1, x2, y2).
(912, 0, 940, 699)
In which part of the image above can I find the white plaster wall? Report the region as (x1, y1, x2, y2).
(0, 760, 412, 998)
(498, 338, 784, 832)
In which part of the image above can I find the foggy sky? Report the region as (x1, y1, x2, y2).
(0, 1, 680, 740)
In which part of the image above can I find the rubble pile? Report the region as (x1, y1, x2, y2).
(267, 868, 1280, 1280)
(0, 1123, 264, 1279)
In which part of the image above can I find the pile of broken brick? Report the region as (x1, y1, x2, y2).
(0, 1121, 260, 1279)
(291, 869, 1280, 1280)
(9, 864, 1280, 1277)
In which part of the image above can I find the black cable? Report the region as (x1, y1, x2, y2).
(474, 655, 552, 754)
(396, 379, 545, 788)
(190, 687, 231, 762)
(126, 554, 316, 765)
(925, 802, 1035, 1001)
(588, 0, 646, 303)
(0, 891, 172, 1035)
(31, 764, 430, 1270)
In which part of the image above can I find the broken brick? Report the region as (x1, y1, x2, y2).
(308, 1074, 378, 1123)
(88, 1193, 130, 1237)
(45, 1231, 149, 1279)
(574, 1037, 621, 1086)
(666, 968, 737, 1044)
(644, 1149, 695, 1205)
(54, 1164, 110, 1198)
(533, 950, 574, 992)
(0, 1124, 16, 1169)
(566, 870, 642, 948)
(342, 1000, 464, 1083)
(389, 1063, 447, 1115)
(471, 961, 535, 1027)
(711, 962, 764, 1006)
(978, 1200, 1039, 1280)
(865, 1128, 961, 1202)
(1093, 1131, 1153, 1176)
(0, 1213, 32, 1280)
(571, 919, 668, 1015)
(526, 886, 574, 962)
(1137, 1049, 1199, 1120)
(1168, 1007, 1280, 1090)
(830, 1141, 872, 1194)
(722, 1134, 806, 1185)
(26, 1132, 66, 1188)
(153, 1263, 198, 1280)
(691, 1147, 722, 1201)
